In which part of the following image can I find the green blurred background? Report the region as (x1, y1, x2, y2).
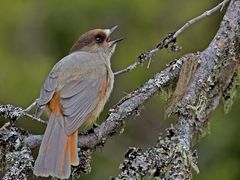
(0, 0, 239, 179)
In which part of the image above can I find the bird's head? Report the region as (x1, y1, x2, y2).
(70, 26, 123, 56)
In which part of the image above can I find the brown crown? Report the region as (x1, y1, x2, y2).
(69, 29, 107, 53)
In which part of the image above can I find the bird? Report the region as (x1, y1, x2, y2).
(33, 26, 123, 179)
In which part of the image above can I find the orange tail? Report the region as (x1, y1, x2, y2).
(33, 112, 79, 179)
(68, 130, 79, 166)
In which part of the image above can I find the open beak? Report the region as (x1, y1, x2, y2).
(109, 25, 119, 36)
(107, 25, 124, 47)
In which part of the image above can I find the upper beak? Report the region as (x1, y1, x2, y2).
(109, 25, 119, 36)
(107, 25, 124, 47)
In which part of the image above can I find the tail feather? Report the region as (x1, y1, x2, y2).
(68, 130, 79, 166)
(34, 112, 79, 179)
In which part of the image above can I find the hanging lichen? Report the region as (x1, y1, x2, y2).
(223, 70, 240, 114)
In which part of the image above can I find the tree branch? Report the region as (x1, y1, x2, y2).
(112, 0, 240, 179)
(114, 0, 230, 76)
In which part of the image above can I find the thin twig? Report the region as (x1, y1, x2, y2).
(24, 101, 47, 124)
(23, 112, 47, 125)
(114, 0, 230, 76)
(0, 104, 47, 125)
(0, 122, 11, 130)
(172, 0, 230, 39)
(24, 101, 36, 112)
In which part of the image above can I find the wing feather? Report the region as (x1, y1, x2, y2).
(36, 70, 58, 106)
(60, 67, 107, 135)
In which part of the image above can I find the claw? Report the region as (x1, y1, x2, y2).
(35, 105, 45, 119)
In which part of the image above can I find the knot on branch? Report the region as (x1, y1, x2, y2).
(155, 32, 181, 52)
(137, 51, 155, 64)
(0, 127, 34, 180)
(156, 32, 176, 48)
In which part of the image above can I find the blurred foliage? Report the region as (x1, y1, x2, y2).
(0, 0, 239, 179)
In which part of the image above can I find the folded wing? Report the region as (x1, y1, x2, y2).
(60, 71, 107, 135)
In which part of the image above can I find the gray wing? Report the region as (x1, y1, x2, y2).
(35, 70, 58, 117)
(36, 51, 99, 107)
(36, 52, 108, 135)
(60, 70, 107, 135)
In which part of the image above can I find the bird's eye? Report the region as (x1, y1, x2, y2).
(95, 35, 104, 43)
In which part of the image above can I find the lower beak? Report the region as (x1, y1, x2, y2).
(110, 38, 124, 47)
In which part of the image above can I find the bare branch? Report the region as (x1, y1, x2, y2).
(114, 0, 230, 76)
(23, 112, 47, 125)
(172, 0, 230, 40)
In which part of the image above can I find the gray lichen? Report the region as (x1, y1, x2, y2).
(70, 149, 92, 179)
(0, 105, 24, 123)
(111, 128, 198, 180)
(223, 71, 239, 114)
(187, 90, 208, 121)
(0, 127, 34, 180)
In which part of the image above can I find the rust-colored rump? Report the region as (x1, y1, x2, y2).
(48, 93, 62, 115)
(101, 79, 107, 97)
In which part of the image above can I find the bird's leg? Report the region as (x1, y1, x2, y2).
(24, 101, 36, 112)
(35, 105, 45, 119)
